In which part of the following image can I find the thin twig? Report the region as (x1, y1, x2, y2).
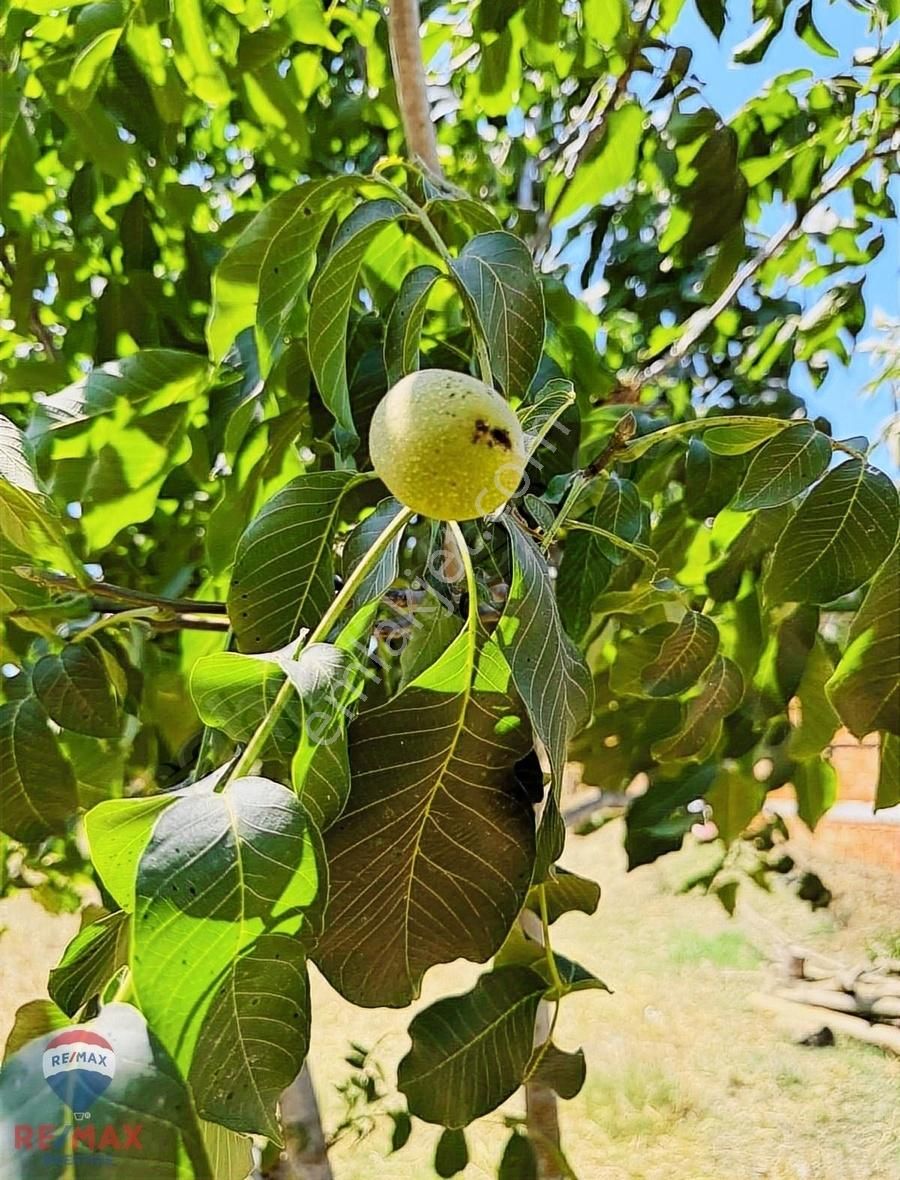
(15, 568, 229, 614)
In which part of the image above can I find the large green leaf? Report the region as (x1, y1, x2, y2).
(308, 199, 407, 435)
(314, 626, 535, 1007)
(0, 696, 78, 841)
(49, 910, 131, 1016)
(207, 178, 352, 368)
(227, 471, 357, 653)
(32, 640, 120, 738)
(397, 966, 548, 1127)
(826, 545, 899, 738)
(451, 231, 544, 398)
(764, 460, 898, 604)
(384, 264, 442, 386)
(133, 775, 323, 1137)
(497, 518, 592, 791)
(732, 422, 831, 511)
(30, 350, 211, 433)
(0, 1002, 227, 1179)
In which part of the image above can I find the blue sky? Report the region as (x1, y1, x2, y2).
(670, 0, 898, 468)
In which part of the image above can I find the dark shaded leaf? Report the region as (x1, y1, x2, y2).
(451, 231, 544, 398)
(384, 264, 442, 386)
(228, 472, 357, 653)
(526, 868, 601, 923)
(641, 612, 719, 697)
(435, 1128, 468, 1177)
(827, 545, 900, 737)
(315, 627, 534, 1007)
(49, 910, 130, 1017)
(527, 1041, 586, 1099)
(0, 696, 78, 841)
(32, 640, 120, 738)
(876, 734, 899, 811)
(398, 966, 547, 1127)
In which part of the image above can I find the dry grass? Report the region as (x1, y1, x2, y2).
(2, 821, 899, 1180)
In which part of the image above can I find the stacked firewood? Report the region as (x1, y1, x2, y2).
(751, 947, 900, 1054)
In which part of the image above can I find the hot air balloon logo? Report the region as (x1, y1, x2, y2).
(41, 1029, 116, 1116)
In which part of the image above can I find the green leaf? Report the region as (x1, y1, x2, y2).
(526, 868, 601, 922)
(788, 639, 840, 760)
(384, 264, 442, 386)
(548, 103, 644, 222)
(451, 231, 545, 398)
(705, 764, 764, 845)
(398, 966, 548, 1126)
(85, 793, 180, 911)
(314, 627, 534, 1007)
(499, 1130, 538, 1180)
(32, 640, 120, 738)
(497, 519, 593, 795)
(527, 1041, 586, 1099)
(795, 0, 838, 57)
(0, 1002, 225, 1179)
(31, 349, 211, 432)
(684, 438, 745, 519)
(732, 423, 831, 511)
(308, 199, 407, 435)
(792, 756, 837, 830)
(190, 649, 298, 758)
(171, 0, 230, 105)
(390, 1111, 412, 1152)
(435, 1127, 469, 1177)
(0, 415, 80, 578)
(207, 178, 352, 368)
(826, 545, 900, 737)
(228, 471, 357, 653)
(133, 776, 323, 1137)
(288, 641, 364, 829)
(0, 696, 78, 842)
(654, 656, 744, 760)
(68, 27, 122, 109)
(764, 460, 898, 605)
(558, 477, 644, 640)
(49, 910, 130, 1016)
(704, 420, 790, 456)
(625, 764, 716, 868)
(876, 734, 899, 811)
(695, 0, 725, 38)
(341, 498, 405, 610)
(641, 611, 719, 697)
(4, 1000, 70, 1061)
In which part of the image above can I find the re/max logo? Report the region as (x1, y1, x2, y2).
(47, 1050, 110, 1068)
(14, 1124, 143, 1151)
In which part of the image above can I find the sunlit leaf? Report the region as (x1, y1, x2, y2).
(0, 696, 78, 842)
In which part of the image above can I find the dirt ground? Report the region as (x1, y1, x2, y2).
(2, 820, 899, 1180)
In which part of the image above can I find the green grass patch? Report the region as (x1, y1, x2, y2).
(667, 928, 762, 970)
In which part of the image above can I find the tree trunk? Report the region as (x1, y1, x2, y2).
(520, 910, 564, 1180)
(267, 1064, 333, 1180)
(387, 0, 443, 176)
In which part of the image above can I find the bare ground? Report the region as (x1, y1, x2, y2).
(2, 821, 898, 1180)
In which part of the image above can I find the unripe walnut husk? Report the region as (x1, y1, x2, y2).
(369, 369, 527, 521)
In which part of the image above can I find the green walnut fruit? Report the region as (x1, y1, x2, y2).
(369, 369, 527, 521)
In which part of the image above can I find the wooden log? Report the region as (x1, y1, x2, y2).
(772, 984, 900, 1021)
(751, 993, 900, 1055)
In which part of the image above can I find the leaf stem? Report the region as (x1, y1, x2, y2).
(226, 506, 415, 783)
(538, 885, 567, 999)
(371, 175, 494, 386)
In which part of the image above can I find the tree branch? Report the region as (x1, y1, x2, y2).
(14, 568, 229, 614)
(635, 132, 899, 389)
(387, 0, 443, 178)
